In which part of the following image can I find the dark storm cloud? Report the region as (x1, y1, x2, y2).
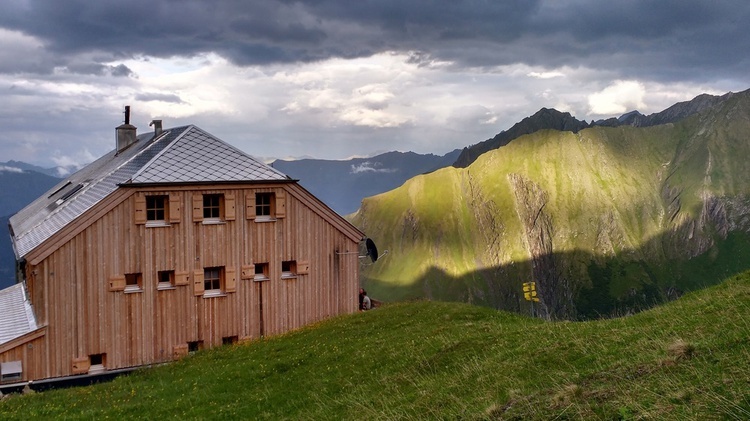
(135, 92, 184, 103)
(1, 0, 748, 82)
(62, 62, 134, 77)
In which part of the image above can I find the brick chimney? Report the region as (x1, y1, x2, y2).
(116, 106, 137, 153)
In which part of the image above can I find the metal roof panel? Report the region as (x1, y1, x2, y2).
(0, 283, 37, 346)
(9, 125, 290, 260)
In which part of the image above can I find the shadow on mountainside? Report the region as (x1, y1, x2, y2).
(362, 229, 750, 321)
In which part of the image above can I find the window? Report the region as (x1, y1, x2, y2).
(254, 263, 269, 281)
(0, 361, 22, 383)
(247, 191, 283, 221)
(55, 183, 85, 205)
(204, 267, 222, 294)
(281, 260, 297, 279)
(89, 353, 106, 374)
(256, 193, 274, 218)
(188, 341, 203, 353)
(194, 193, 234, 223)
(222, 336, 238, 345)
(146, 195, 167, 222)
(137, 193, 179, 226)
(203, 194, 222, 220)
(125, 272, 142, 292)
(158, 270, 175, 290)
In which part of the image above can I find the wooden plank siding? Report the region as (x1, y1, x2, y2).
(0, 328, 47, 382)
(5, 183, 362, 381)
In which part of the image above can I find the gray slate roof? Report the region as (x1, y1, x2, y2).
(0, 283, 38, 346)
(9, 125, 290, 260)
(131, 125, 287, 184)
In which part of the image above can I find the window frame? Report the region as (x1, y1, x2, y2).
(188, 341, 203, 353)
(281, 260, 297, 279)
(124, 272, 143, 293)
(145, 195, 168, 225)
(255, 192, 274, 221)
(203, 266, 223, 296)
(157, 270, 176, 290)
(203, 194, 223, 222)
(0, 361, 22, 383)
(88, 353, 107, 374)
(253, 262, 269, 281)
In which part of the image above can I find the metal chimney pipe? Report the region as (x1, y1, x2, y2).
(124, 105, 131, 125)
(149, 119, 163, 136)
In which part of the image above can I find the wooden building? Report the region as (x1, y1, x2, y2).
(0, 114, 364, 384)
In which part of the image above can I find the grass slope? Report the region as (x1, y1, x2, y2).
(2, 273, 748, 419)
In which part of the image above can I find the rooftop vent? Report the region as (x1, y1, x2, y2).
(116, 106, 137, 153)
(149, 119, 163, 137)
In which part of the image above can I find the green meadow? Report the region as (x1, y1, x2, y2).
(1, 272, 748, 420)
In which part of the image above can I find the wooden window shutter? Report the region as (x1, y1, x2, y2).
(109, 275, 125, 292)
(174, 271, 189, 286)
(192, 194, 203, 222)
(173, 344, 189, 359)
(225, 267, 236, 293)
(297, 260, 310, 275)
(276, 190, 286, 218)
(245, 193, 256, 220)
(72, 357, 90, 374)
(225, 194, 236, 221)
(240, 264, 255, 280)
(134, 195, 146, 225)
(193, 270, 204, 296)
(169, 194, 181, 223)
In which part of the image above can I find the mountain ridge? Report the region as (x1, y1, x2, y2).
(352, 88, 750, 319)
(453, 89, 748, 168)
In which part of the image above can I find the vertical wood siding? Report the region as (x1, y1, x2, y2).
(6, 184, 361, 381)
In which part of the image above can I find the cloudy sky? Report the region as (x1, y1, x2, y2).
(1, 1, 748, 171)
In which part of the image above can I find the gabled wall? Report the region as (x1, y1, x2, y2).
(2, 182, 361, 382)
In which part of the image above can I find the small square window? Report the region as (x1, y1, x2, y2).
(0, 361, 22, 383)
(125, 273, 143, 292)
(255, 193, 274, 219)
(222, 336, 238, 345)
(203, 194, 223, 220)
(188, 341, 203, 353)
(281, 260, 297, 279)
(158, 270, 175, 290)
(204, 267, 223, 293)
(89, 353, 106, 374)
(254, 263, 269, 281)
(146, 195, 167, 222)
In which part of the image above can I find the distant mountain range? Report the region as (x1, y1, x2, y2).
(0, 164, 61, 287)
(1, 160, 78, 178)
(353, 88, 750, 319)
(272, 150, 461, 215)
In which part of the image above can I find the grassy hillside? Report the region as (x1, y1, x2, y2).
(351, 90, 750, 318)
(1, 273, 748, 419)
(273, 150, 460, 215)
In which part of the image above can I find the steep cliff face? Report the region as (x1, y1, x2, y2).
(508, 173, 573, 319)
(353, 89, 750, 319)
